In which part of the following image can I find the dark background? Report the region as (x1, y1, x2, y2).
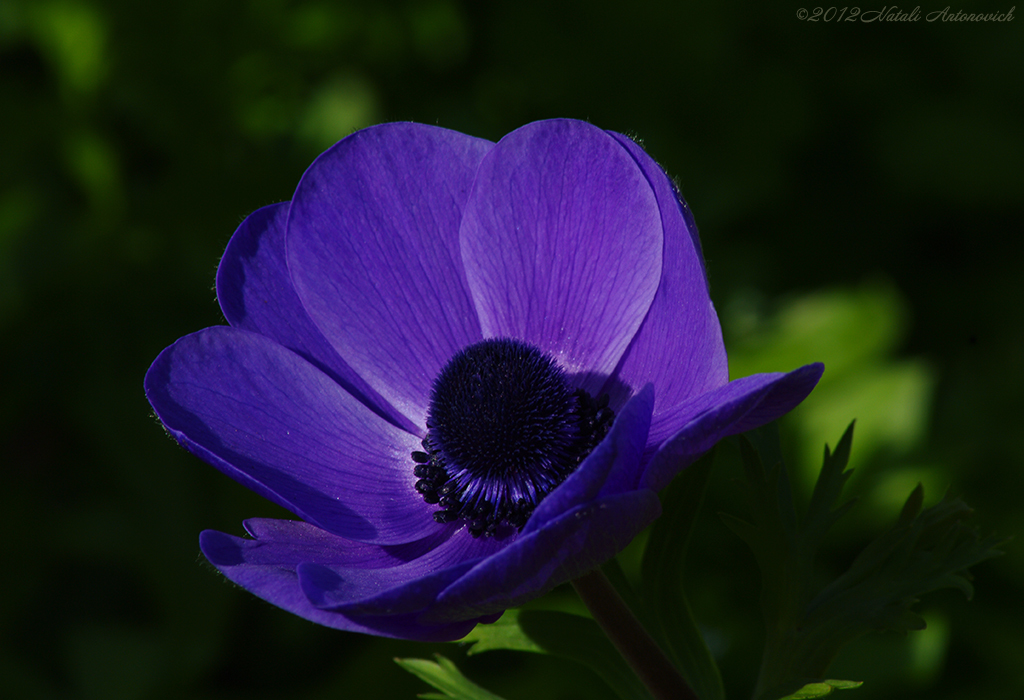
(2, 1, 1021, 698)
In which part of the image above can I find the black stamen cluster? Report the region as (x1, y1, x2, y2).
(413, 443, 534, 536)
(412, 339, 615, 538)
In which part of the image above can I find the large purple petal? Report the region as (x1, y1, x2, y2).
(200, 526, 487, 641)
(286, 123, 493, 429)
(428, 488, 661, 623)
(216, 202, 417, 433)
(460, 119, 663, 394)
(145, 326, 443, 544)
(640, 363, 825, 491)
(604, 133, 729, 425)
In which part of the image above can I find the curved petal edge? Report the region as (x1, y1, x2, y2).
(641, 363, 824, 491)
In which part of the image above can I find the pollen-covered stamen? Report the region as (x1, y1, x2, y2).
(411, 338, 615, 538)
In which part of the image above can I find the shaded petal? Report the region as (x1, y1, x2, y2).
(298, 529, 507, 617)
(460, 119, 663, 393)
(216, 202, 416, 432)
(145, 326, 442, 544)
(299, 561, 475, 616)
(604, 133, 729, 422)
(200, 527, 487, 641)
(525, 384, 654, 533)
(236, 518, 458, 568)
(287, 123, 493, 429)
(428, 488, 661, 623)
(640, 363, 825, 491)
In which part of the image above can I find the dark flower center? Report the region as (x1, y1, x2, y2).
(412, 338, 614, 537)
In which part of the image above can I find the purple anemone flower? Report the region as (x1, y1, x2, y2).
(145, 119, 823, 641)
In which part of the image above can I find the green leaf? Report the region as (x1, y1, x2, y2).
(777, 679, 863, 699)
(639, 449, 724, 700)
(461, 609, 543, 655)
(464, 609, 652, 700)
(804, 488, 1005, 636)
(394, 655, 508, 700)
(724, 423, 1004, 700)
(801, 423, 857, 553)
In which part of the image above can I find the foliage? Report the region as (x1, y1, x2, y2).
(395, 655, 508, 700)
(464, 609, 652, 700)
(776, 679, 862, 700)
(722, 424, 1004, 700)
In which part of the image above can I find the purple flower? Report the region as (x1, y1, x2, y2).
(145, 119, 822, 641)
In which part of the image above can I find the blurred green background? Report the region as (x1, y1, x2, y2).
(1, 1, 1020, 698)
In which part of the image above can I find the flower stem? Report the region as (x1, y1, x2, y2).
(572, 569, 698, 700)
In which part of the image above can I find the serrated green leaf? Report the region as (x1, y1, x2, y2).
(464, 610, 652, 700)
(640, 449, 724, 700)
(896, 483, 924, 527)
(806, 490, 1004, 639)
(462, 610, 543, 655)
(395, 655, 508, 700)
(726, 424, 1004, 700)
(800, 423, 856, 557)
(776, 679, 863, 699)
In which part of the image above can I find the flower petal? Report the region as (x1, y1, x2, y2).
(460, 119, 663, 393)
(524, 384, 654, 533)
(199, 526, 487, 641)
(216, 202, 418, 433)
(640, 363, 825, 491)
(428, 488, 661, 623)
(235, 518, 455, 568)
(286, 123, 493, 429)
(298, 561, 474, 616)
(603, 133, 729, 421)
(145, 326, 442, 544)
(298, 525, 507, 616)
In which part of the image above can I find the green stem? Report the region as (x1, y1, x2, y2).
(572, 569, 698, 700)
